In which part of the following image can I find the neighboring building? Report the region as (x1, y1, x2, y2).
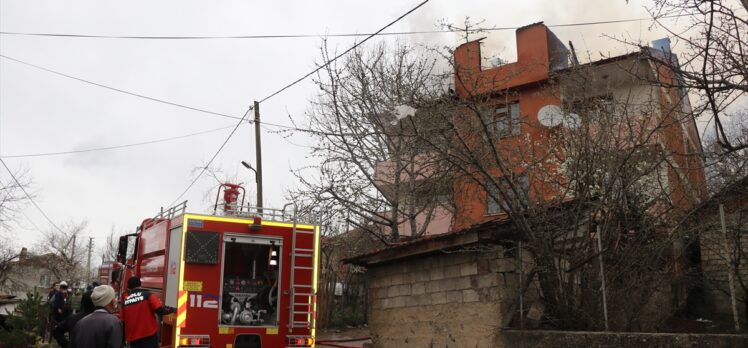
(1, 248, 59, 301)
(374, 22, 706, 235)
(354, 22, 710, 345)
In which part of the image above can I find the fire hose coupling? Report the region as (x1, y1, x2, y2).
(178, 334, 210, 347)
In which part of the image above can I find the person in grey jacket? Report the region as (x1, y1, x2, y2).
(71, 285, 123, 348)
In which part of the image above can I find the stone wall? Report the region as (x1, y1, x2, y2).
(697, 204, 748, 317)
(500, 330, 748, 348)
(367, 247, 527, 347)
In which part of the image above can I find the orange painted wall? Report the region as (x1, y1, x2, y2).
(454, 24, 552, 97)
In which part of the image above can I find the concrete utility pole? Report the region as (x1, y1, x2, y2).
(254, 101, 263, 209)
(87, 237, 94, 283)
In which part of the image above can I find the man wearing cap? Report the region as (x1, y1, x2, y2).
(120, 276, 174, 348)
(51, 281, 70, 323)
(70, 285, 123, 348)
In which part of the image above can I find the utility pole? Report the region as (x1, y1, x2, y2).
(87, 237, 94, 284)
(254, 101, 263, 209)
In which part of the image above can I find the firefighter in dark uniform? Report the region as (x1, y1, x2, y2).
(120, 277, 174, 348)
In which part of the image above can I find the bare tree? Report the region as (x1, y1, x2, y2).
(288, 41, 454, 242)
(704, 112, 748, 194)
(100, 227, 121, 264)
(0, 167, 32, 231)
(403, 50, 704, 329)
(642, 0, 748, 152)
(0, 244, 20, 294)
(0, 167, 33, 292)
(35, 220, 89, 285)
(294, 27, 711, 330)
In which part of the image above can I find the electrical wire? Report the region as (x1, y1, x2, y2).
(0, 14, 691, 40)
(0, 176, 44, 232)
(0, 54, 244, 122)
(166, 105, 253, 207)
(0, 54, 335, 136)
(166, 0, 431, 206)
(0, 158, 65, 233)
(0, 125, 238, 159)
(258, 0, 431, 103)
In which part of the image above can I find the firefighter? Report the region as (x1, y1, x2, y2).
(120, 276, 175, 348)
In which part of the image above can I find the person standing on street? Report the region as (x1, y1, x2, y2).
(52, 290, 94, 348)
(120, 276, 174, 348)
(51, 281, 71, 323)
(70, 285, 123, 348)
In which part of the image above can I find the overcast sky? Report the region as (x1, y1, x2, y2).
(0, 0, 688, 258)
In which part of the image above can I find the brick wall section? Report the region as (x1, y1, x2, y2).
(367, 247, 526, 347)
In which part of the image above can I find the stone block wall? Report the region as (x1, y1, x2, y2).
(499, 330, 748, 348)
(367, 247, 526, 347)
(698, 211, 748, 316)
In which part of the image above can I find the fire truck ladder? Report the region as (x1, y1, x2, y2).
(286, 205, 317, 332)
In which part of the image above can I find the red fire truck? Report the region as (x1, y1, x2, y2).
(107, 183, 320, 348)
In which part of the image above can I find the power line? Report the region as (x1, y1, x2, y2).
(0, 54, 244, 122)
(0, 15, 690, 40)
(0, 54, 332, 135)
(167, 105, 253, 207)
(0, 158, 65, 233)
(259, 0, 430, 103)
(0, 176, 45, 233)
(166, 0, 431, 206)
(0, 125, 238, 159)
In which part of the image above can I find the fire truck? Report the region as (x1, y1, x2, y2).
(107, 183, 320, 348)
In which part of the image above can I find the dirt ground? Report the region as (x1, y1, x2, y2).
(316, 327, 372, 348)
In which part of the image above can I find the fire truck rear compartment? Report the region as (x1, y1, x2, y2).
(221, 236, 281, 327)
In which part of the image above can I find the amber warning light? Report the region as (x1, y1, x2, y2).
(178, 334, 210, 347)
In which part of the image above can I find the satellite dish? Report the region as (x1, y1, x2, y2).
(537, 105, 564, 127)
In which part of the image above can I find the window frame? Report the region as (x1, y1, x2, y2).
(493, 102, 521, 138)
(486, 173, 530, 215)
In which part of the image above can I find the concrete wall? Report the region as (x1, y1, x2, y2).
(499, 330, 748, 348)
(367, 248, 528, 347)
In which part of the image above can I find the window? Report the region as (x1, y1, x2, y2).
(486, 174, 530, 215)
(494, 103, 521, 138)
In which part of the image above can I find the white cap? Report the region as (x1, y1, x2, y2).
(91, 285, 116, 307)
(59, 281, 68, 287)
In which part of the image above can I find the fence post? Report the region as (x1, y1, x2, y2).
(720, 203, 741, 332)
(596, 225, 609, 331)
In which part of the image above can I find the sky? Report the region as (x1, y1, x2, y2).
(0, 0, 691, 258)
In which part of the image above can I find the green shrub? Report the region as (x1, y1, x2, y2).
(329, 305, 366, 328)
(0, 291, 48, 348)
